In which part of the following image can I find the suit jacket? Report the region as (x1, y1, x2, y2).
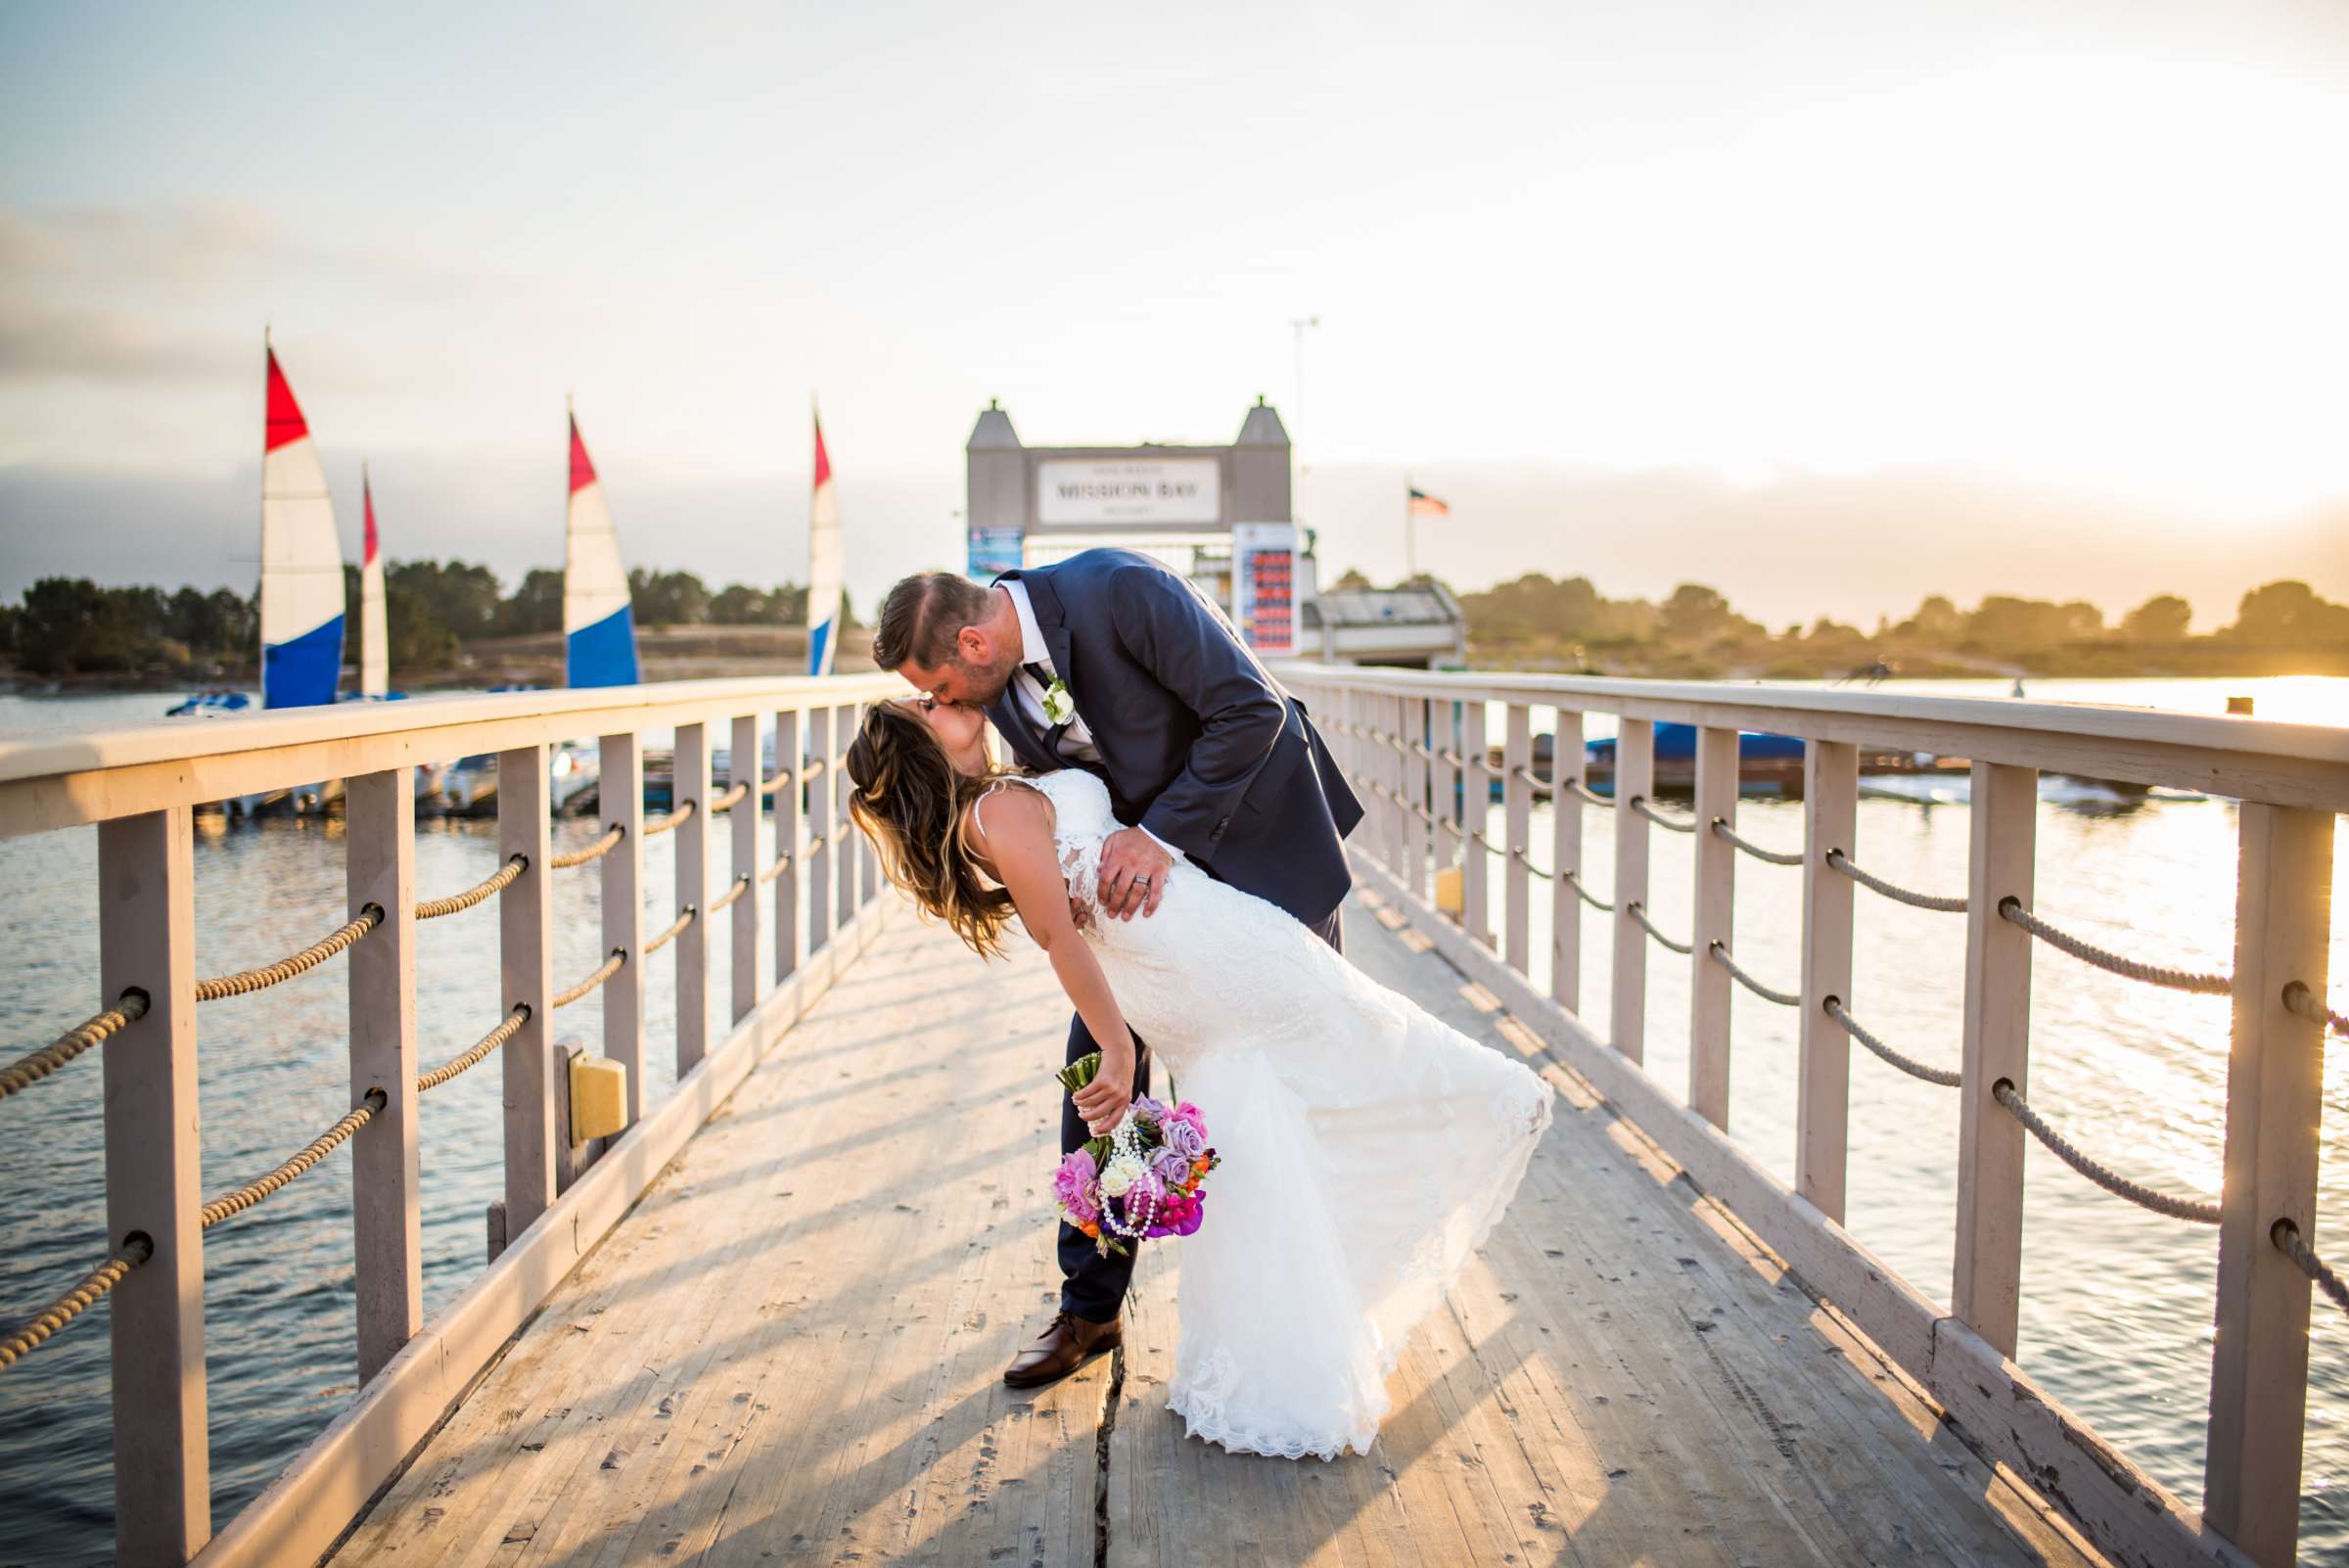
(987, 549, 1363, 929)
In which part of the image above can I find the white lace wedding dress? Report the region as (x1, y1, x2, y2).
(996, 768, 1554, 1461)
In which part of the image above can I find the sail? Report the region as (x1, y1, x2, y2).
(360, 464, 388, 698)
(564, 409, 640, 687)
(806, 410, 843, 676)
(259, 342, 346, 708)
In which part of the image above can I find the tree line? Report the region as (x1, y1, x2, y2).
(0, 563, 853, 680)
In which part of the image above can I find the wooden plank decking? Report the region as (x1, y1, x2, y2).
(325, 891, 2106, 1568)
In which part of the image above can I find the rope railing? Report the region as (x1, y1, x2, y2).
(549, 825, 623, 869)
(759, 849, 793, 884)
(645, 907, 695, 954)
(1713, 818, 1804, 867)
(1566, 778, 1613, 807)
(2, 991, 149, 1101)
(416, 854, 527, 919)
(642, 799, 697, 837)
(709, 781, 752, 814)
(552, 950, 626, 1009)
(1998, 899, 2232, 996)
(760, 765, 795, 797)
(1508, 848, 1555, 882)
(1826, 850, 1967, 914)
(0, 1236, 152, 1370)
(1629, 797, 1697, 834)
(1710, 943, 1800, 1006)
(706, 875, 750, 915)
(1991, 1079, 2220, 1224)
(199, 1089, 387, 1230)
(798, 757, 828, 783)
(1563, 870, 1615, 912)
(1822, 996, 1962, 1086)
(416, 1005, 530, 1092)
(1627, 901, 1692, 955)
(2275, 1221, 2349, 1320)
(800, 833, 828, 859)
(194, 904, 383, 1001)
(2285, 982, 2349, 1038)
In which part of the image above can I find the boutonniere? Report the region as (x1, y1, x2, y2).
(1041, 676, 1076, 726)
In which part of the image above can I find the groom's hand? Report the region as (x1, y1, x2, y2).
(1097, 828, 1173, 921)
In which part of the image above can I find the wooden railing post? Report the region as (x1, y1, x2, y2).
(1551, 709, 1585, 1013)
(1503, 704, 1533, 975)
(498, 744, 556, 1244)
(674, 721, 711, 1074)
(1438, 700, 1464, 901)
(730, 714, 761, 1023)
(1462, 699, 1491, 948)
(808, 706, 835, 952)
(1611, 718, 1654, 1063)
(100, 807, 208, 1566)
(600, 731, 645, 1127)
(1688, 724, 1738, 1130)
(345, 767, 420, 1383)
(774, 709, 803, 983)
(1797, 739, 1858, 1222)
(2204, 804, 2333, 1568)
(1383, 696, 1405, 875)
(1405, 697, 1432, 901)
(836, 704, 858, 929)
(1954, 761, 2036, 1356)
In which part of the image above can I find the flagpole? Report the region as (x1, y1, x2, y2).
(1404, 479, 1416, 582)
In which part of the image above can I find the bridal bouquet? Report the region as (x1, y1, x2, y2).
(1051, 1051, 1218, 1258)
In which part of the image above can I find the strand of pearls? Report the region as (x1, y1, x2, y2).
(1096, 1110, 1164, 1241)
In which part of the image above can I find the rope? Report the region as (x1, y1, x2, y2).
(1563, 871, 1615, 912)
(1826, 851, 1967, 913)
(2, 992, 149, 1101)
(1823, 997, 1961, 1086)
(195, 905, 383, 1000)
(707, 875, 750, 914)
(710, 781, 751, 814)
(1999, 899, 2231, 996)
(0, 1236, 151, 1370)
(1992, 1080, 2219, 1224)
(2275, 1221, 2349, 1320)
(646, 907, 695, 954)
(798, 757, 828, 782)
(802, 833, 828, 858)
(1627, 902, 1693, 955)
(200, 1090, 387, 1229)
(550, 825, 623, 869)
(1511, 766, 1553, 790)
(760, 766, 795, 797)
(1630, 797, 1697, 834)
(551, 950, 625, 1009)
(1713, 818, 1803, 867)
(643, 799, 697, 837)
(416, 1005, 530, 1092)
(1567, 779, 1614, 808)
(416, 854, 527, 919)
(1509, 848, 1555, 882)
(760, 850, 792, 884)
(1711, 943, 1800, 1006)
(2284, 982, 2349, 1038)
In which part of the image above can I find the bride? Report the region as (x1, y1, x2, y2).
(846, 696, 1553, 1460)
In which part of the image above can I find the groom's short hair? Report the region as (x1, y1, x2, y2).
(873, 571, 994, 671)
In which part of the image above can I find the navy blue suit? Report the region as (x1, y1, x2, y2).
(987, 549, 1363, 1319)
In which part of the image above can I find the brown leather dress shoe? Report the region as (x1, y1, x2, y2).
(1003, 1310, 1123, 1388)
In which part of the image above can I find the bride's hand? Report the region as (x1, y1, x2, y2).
(1073, 1041, 1135, 1134)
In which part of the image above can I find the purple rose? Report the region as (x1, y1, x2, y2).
(1130, 1094, 1169, 1123)
(1053, 1149, 1099, 1223)
(1151, 1147, 1194, 1186)
(1161, 1115, 1207, 1162)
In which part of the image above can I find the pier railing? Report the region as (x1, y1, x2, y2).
(1280, 665, 2345, 1568)
(0, 673, 901, 1568)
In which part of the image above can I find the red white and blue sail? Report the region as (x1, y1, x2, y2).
(563, 409, 640, 687)
(359, 464, 388, 699)
(806, 410, 843, 677)
(259, 343, 346, 708)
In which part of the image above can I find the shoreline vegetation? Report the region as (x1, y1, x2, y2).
(2, 564, 2344, 695)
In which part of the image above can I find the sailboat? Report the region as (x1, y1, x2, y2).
(806, 408, 842, 676)
(260, 338, 347, 708)
(564, 404, 641, 687)
(359, 464, 389, 698)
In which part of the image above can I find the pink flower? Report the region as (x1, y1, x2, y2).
(1145, 1190, 1206, 1239)
(1053, 1149, 1099, 1224)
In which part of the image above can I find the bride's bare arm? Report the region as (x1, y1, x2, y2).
(969, 787, 1138, 1130)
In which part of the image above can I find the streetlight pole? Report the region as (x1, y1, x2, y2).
(1289, 314, 1319, 508)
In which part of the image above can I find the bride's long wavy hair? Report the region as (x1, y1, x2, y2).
(846, 702, 1023, 958)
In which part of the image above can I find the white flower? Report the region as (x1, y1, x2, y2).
(1041, 677, 1076, 726)
(1099, 1152, 1144, 1198)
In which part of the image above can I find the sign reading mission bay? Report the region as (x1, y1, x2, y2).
(1036, 458, 1221, 527)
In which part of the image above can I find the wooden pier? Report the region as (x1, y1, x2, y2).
(322, 892, 2094, 1568)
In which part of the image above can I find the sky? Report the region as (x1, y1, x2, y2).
(4, 0, 2348, 631)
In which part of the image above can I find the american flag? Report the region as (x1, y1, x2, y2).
(1407, 486, 1450, 518)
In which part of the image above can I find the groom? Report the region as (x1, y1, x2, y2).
(873, 549, 1363, 1387)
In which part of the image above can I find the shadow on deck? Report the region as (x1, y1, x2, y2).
(325, 892, 2104, 1568)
